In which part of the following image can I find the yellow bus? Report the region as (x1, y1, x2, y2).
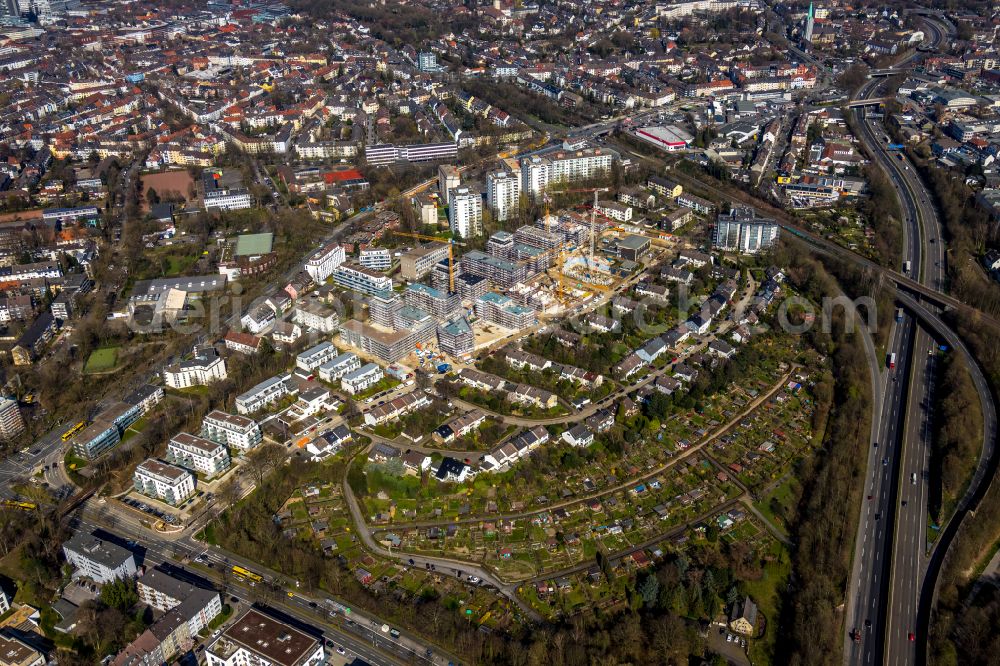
(61, 421, 87, 441)
(1, 500, 37, 511)
(232, 565, 263, 583)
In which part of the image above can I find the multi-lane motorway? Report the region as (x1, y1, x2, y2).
(842, 35, 944, 663)
(843, 14, 999, 665)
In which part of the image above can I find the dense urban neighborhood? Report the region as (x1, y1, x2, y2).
(0, 0, 999, 664)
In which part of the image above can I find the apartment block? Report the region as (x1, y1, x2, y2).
(134, 460, 196, 505)
(519, 148, 613, 199)
(63, 532, 137, 584)
(126, 567, 222, 662)
(205, 608, 323, 666)
(296, 341, 339, 372)
(486, 170, 521, 222)
(448, 187, 483, 238)
(474, 292, 537, 329)
(304, 243, 346, 283)
(341, 362, 384, 395)
(163, 348, 227, 389)
(201, 411, 262, 451)
(317, 352, 361, 383)
(167, 433, 231, 477)
(437, 316, 474, 357)
(0, 397, 25, 440)
(399, 244, 449, 281)
(438, 164, 460, 200)
(359, 248, 391, 272)
(404, 283, 460, 320)
(235, 375, 295, 415)
(332, 262, 392, 296)
(713, 206, 779, 253)
(368, 293, 401, 328)
(460, 250, 527, 289)
(338, 319, 418, 364)
(292, 300, 340, 334)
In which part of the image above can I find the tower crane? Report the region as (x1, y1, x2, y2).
(392, 231, 461, 294)
(545, 185, 610, 275)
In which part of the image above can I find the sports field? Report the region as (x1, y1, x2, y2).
(84, 347, 120, 373)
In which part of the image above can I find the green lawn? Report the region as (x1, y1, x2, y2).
(742, 545, 792, 665)
(83, 347, 120, 373)
(64, 450, 89, 471)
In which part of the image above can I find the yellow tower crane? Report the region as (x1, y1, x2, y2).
(392, 231, 460, 293)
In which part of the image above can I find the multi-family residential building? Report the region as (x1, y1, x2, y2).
(332, 262, 392, 296)
(62, 532, 137, 584)
(0, 632, 44, 666)
(404, 283, 460, 320)
(137, 566, 222, 617)
(474, 292, 537, 329)
(296, 341, 339, 372)
(595, 201, 633, 222)
(399, 244, 450, 281)
(713, 206, 779, 253)
(224, 331, 262, 355)
(438, 164, 460, 200)
(437, 316, 474, 357)
(460, 251, 527, 289)
(341, 362, 383, 395)
(519, 149, 613, 198)
(120, 567, 222, 664)
(448, 187, 483, 238)
(292, 300, 340, 334)
(0, 397, 25, 440)
(235, 375, 294, 415)
(338, 319, 420, 363)
(163, 348, 227, 389)
(201, 411, 262, 451)
(241, 304, 277, 335)
(304, 243, 346, 283)
(123, 384, 165, 416)
(134, 460, 196, 505)
(486, 170, 521, 222)
(205, 608, 323, 666)
(317, 352, 361, 383)
(167, 433, 231, 477)
(359, 248, 391, 272)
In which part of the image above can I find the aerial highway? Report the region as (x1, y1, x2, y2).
(846, 69, 944, 666)
(834, 18, 997, 664)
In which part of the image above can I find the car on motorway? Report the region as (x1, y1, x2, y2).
(908, 632, 916, 642)
(337, 646, 346, 655)
(911, 472, 917, 484)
